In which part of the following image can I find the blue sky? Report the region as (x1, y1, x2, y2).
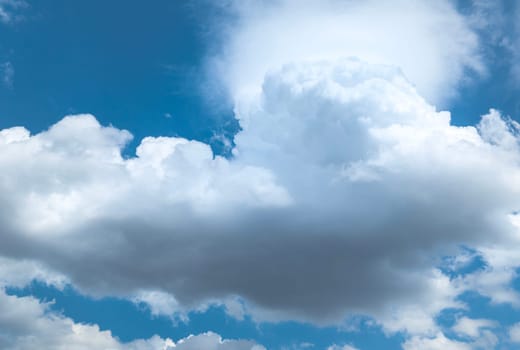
(2, 1, 520, 350)
(0, 0, 238, 155)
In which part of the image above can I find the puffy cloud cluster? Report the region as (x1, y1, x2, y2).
(1, 58, 520, 340)
(3, 1, 520, 348)
(402, 332, 472, 350)
(403, 318, 499, 350)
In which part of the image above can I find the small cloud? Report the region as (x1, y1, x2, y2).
(1, 61, 14, 88)
(510, 322, 520, 343)
(132, 290, 180, 318)
(452, 317, 498, 339)
(327, 344, 359, 350)
(164, 113, 173, 119)
(223, 296, 247, 321)
(210, 132, 233, 155)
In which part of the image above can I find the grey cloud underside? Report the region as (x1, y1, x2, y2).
(0, 186, 502, 320)
(1, 59, 520, 327)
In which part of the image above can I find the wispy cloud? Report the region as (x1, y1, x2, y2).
(0, 0, 27, 24)
(1, 61, 14, 88)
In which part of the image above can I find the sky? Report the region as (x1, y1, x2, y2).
(2, 0, 520, 349)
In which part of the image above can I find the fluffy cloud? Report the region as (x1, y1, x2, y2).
(171, 333, 265, 350)
(0, 259, 264, 350)
(450, 317, 499, 349)
(3, 2, 520, 344)
(402, 333, 471, 350)
(452, 317, 498, 339)
(2, 58, 520, 339)
(0, 287, 263, 350)
(4, 1, 520, 349)
(405, 327, 499, 350)
(132, 290, 181, 318)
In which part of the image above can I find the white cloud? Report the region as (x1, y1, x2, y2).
(0, 256, 68, 289)
(0, 288, 264, 350)
(455, 216, 520, 308)
(327, 345, 359, 350)
(2, 57, 520, 339)
(4, 0, 520, 346)
(132, 290, 181, 318)
(0, 287, 156, 349)
(210, 0, 483, 106)
(452, 317, 498, 339)
(0, 260, 266, 349)
(403, 314, 499, 349)
(509, 322, 520, 343)
(372, 270, 462, 336)
(402, 333, 472, 350)
(223, 297, 247, 321)
(172, 333, 265, 350)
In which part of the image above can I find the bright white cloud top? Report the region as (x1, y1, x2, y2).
(212, 0, 483, 106)
(2, 0, 520, 349)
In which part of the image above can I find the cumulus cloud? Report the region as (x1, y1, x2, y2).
(3, 1, 520, 346)
(1, 58, 520, 341)
(0, 287, 263, 350)
(0, 259, 264, 350)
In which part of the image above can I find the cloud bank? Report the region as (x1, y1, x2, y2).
(2, 58, 520, 332)
(3, 0, 520, 348)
